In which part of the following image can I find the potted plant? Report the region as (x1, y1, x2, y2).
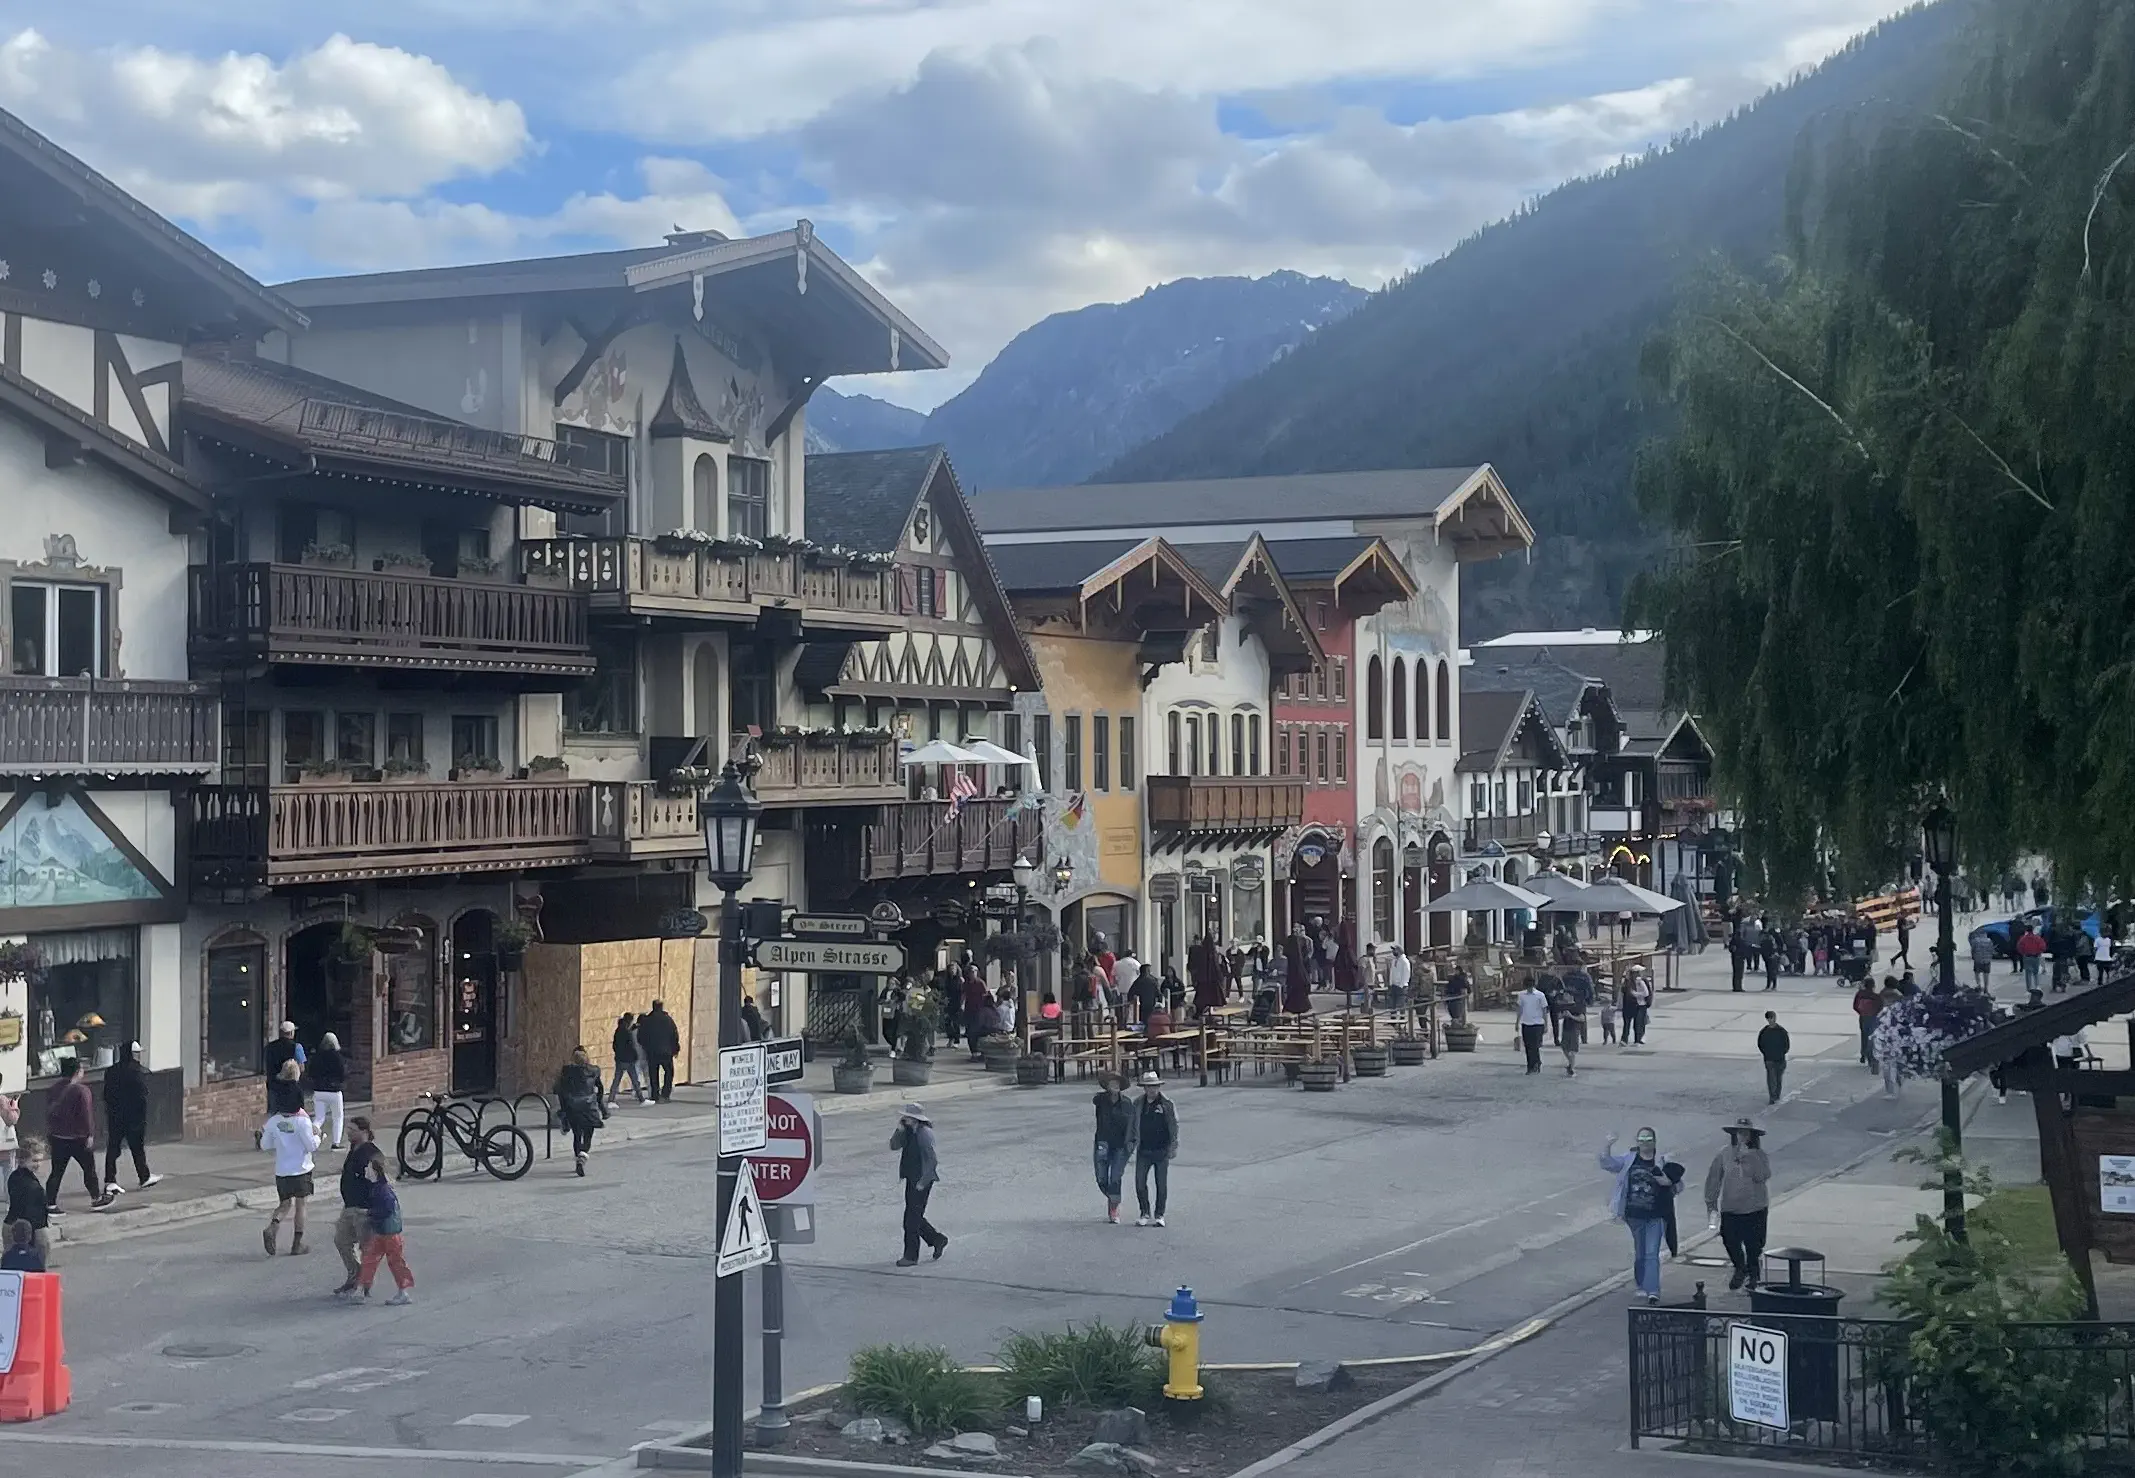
(1388, 1034, 1429, 1066)
(852, 551, 896, 570)
(892, 985, 939, 1087)
(300, 540, 354, 569)
(493, 916, 534, 972)
(379, 550, 433, 575)
(1014, 1051, 1050, 1087)
(527, 754, 570, 780)
(459, 553, 504, 582)
(833, 1020, 877, 1095)
(802, 726, 842, 749)
(328, 923, 375, 986)
(1443, 1018, 1481, 1053)
(760, 726, 803, 750)
(298, 758, 350, 787)
(654, 528, 714, 556)
(522, 550, 571, 590)
(1350, 1042, 1390, 1077)
(848, 726, 895, 748)
(452, 752, 505, 782)
(977, 1033, 1020, 1073)
(381, 757, 430, 784)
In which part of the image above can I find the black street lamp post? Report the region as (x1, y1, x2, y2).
(701, 761, 763, 1478)
(1922, 802, 1966, 1242)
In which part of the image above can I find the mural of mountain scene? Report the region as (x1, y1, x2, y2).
(808, 271, 1365, 489)
(1098, 4, 1963, 637)
(0, 793, 160, 908)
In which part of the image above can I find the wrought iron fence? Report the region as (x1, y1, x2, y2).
(1628, 1307, 2135, 1465)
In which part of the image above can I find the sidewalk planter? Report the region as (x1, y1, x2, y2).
(1014, 1055, 1049, 1087)
(832, 1061, 877, 1095)
(1388, 1039, 1429, 1066)
(1298, 1061, 1340, 1092)
(1444, 1021, 1480, 1053)
(891, 1057, 932, 1088)
(978, 1037, 1020, 1073)
(1350, 1045, 1389, 1078)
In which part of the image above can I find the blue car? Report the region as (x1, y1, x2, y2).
(1969, 906, 2102, 960)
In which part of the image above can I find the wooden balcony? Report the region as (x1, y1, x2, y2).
(0, 676, 218, 775)
(741, 734, 905, 807)
(589, 781, 701, 863)
(1145, 775, 1305, 849)
(190, 780, 595, 887)
(861, 797, 1042, 882)
(191, 563, 595, 680)
(521, 538, 899, 637)
(1464, 812, 1545, 852)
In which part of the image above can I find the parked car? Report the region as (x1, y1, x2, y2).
(1969, 906, 2103, 960)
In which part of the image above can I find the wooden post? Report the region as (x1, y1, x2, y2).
(2021, 1055, 2101, 1317)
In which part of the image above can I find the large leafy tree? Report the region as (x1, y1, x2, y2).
(1633, 0, 2135, 898)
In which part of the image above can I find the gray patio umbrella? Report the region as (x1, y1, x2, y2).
(1524, 871, 1593, 905)
(1423, 878, 1550, 914)
(1574, 878, 1684, 916)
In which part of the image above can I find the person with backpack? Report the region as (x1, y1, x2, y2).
(1600, 1127, 1676, 1304)
(1852, 981, 1882, 1069)
(556, 1046, 609, 1177)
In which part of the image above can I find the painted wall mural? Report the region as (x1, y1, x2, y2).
(0, 792, 160, 908)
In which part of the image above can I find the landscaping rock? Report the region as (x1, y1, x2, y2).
(1005, 1425, 1029, 1438)
(926, 1439, 1001, 1462)
(1092, 1407, 1150, 1446)
(1294, 1359, 1355, 1392)
(840, 1415, 912, 1444)
(951, 1432, 1001, 1456)
(1067, 1442, 1160, 1475)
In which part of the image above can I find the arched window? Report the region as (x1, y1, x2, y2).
(691, 454, 719, 532)
(1416, 665, 1431, 742)
(1390, 658, 1409, 741)
(1372, 837, 1396, 941)
(1366, 656, 1385, 741)
(1435, 660, 1451, 742)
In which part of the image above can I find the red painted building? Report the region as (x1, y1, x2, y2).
(1265, 539, 1415, 941)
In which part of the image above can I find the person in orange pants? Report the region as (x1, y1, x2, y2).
(345, 1157, 413, 1306)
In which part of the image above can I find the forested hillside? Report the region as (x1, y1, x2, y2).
(1101, 4, 1963, 637)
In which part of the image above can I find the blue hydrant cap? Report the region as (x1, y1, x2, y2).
(1167, 1286, 1203, 1322)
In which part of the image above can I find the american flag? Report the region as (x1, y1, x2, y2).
(947, 767, 979, 813)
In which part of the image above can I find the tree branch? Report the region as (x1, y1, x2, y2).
(2082, 144, 2134, 287)
(1699, 316, 1874, 464)
(1946, 413, 2054, 511)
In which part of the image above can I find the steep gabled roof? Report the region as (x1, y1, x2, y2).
(0, 362, 204, 511)
(1172, 536, 1325, 670)
(972, 467, 1489, 535)
(987, 535, 1228, 636)
(1456, 688, 1568, 775)
(1464, 656, 1622, 738)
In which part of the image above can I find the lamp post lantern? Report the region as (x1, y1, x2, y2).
(1922, 801, 1965, 1242)
(701, 761, 763, 1478)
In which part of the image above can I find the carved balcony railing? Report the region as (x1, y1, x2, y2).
(0, 676, 218, 775)
(861, 797, 1041, 882)
(589, 781, 702, 862)
(1463, 811, 1546, 852)
(521, 538, 897, 635)
(736, 733, 905, 806)
(1145, 776, 1305, 849)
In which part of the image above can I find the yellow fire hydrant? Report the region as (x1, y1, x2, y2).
(1148, 1285, 1204, 1400)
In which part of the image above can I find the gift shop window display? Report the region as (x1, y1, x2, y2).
(25, 928, 138, 1082)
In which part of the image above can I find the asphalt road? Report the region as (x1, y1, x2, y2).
(0, 968, 1935, 1474)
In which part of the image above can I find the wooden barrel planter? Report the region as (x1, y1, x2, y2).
(979, 1039, 1020, 1073)
(1350, 1046, 1390, 1078)
(1388, 1038, 1429, 1067)
(1298, 1061, 1341, 1093)
(1443, 1021, 1481, 1054)
(891, 1058, 932, 1088)
(831, 1061, 876, 1094)
(1014, 1055, 1050, 1088)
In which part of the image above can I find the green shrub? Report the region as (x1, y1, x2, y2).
(997, 1322, 1165, 1411)
(846, 1344, 994, 1434)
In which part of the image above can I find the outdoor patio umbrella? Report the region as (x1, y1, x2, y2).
(959, 738, 1036, 768)
(1422, 878, 1550, 914)
(1524, 871, 1592, 905)
(1575, 878, 1683, 917)
(901, 739, 986, 766)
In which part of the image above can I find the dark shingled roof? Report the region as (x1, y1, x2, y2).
(805, 446, 946, 553)
(1171, 541, 1251, 590)
(1261, 536, 1379, 582)
(648, 340, 732, 441)
(1481, 640, 1665, 712)
(1457, 689, 1533, 774)
(969, 468, 1484, 534)
(1465, 657, 1607, 733)
(985, 538, 1144, 594)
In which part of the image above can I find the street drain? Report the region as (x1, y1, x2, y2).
(162, 1343, 252, 1360)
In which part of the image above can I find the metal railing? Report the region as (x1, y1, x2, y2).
(520, 537, 893, 621)
(0, 676, 217, 773)
(298, 399, 621, 488)
(1628, 1307, 2135, 1461)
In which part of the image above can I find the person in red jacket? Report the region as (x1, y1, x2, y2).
(2016, 924, 2049, 994)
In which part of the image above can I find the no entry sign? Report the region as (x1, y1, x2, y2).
(747, 1092, 819, 1206)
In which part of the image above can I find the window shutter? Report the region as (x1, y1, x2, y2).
(897, 566, 917, 614)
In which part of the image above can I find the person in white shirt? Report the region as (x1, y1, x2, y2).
(1517, 983, 1552, 1074)
(259, 1060, 321, 1257)
(2096, 931, 2116, 977)
(1112, 952, 1141, 1012)
(1387, 948, 1412, 1009)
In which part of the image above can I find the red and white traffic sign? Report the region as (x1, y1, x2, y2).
(746, 1092, 817, 1206)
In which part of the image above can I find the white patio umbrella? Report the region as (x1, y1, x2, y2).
(1422, 877, 1550, 914)
(1575, 878, 1683, 917)
(959, 737, 1035, 768)
(901, 739, 986, 766)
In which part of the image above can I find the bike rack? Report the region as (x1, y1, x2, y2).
(511, 1092, 555, 1160)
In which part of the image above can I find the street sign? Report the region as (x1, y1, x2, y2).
(752, 938, 906, 974)
(789, 913, 871, 939)
(718, 1043, 768, 1155)
(747, 1091, 818, 1206)
(717, 1163, 773, 1277)
(763, 1035, 806, 1085)
(1727, 1323, 1789, 1431)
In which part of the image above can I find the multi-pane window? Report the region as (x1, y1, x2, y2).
(1167, 712, 1182, 775)
(1119, 717, 1137, 790)
(386, 713, 425, 767)
(1206, 718, 1221, 776)
(1185, 716, 1201, 776)
(1092, 715, 1111, 792)
(283, 709, 326, 782)
(1391, 660, 1409, 740)
(336, 711, 377, 770)
(570, 633, 639, 734)
(453, 714, 500, 769)
(1063, 714, 1083, 792)
(1315, 664, 1329, 701)
(1002, 713, 1024, 791)
(728, 455, 771, 540)
(9, 582, 104, 677)
(1200, 625, 1220, 662)
(1277, 725, 1291, 777)
(1333, 659, 1347, 701)
(1250, 716, 1263, 775)
(1334, 725, 1348, 784)
(204, 940, 265, 1082)
(1316, 728, 1330, 783)
(1230, 714, 1245, 776)
(1034, 714, 1053, 794)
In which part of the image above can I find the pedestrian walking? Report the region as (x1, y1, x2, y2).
(1852, 981, 1882, 1069)
(890, 1103, 948, 1266)
(2098, 929, 2117, 980)
(1387, 946, 1411, 1010)
(309, 1033, 348, 1150)
(1600, 1128, 1675, 1304)
(638, 999, 681, 1102)
(100, 1040, 159, 1193)
(44, 1058, 113, 1213)
(2017, 925, 2047, 993)
(1623, 969, 1653, 1044)
(4, 1137, 50, 1265)
(1763, 937, 1781, 991)
(1970, 928, 1996, 990)
(608, 1013, 647, 1107)
(1443, 964, 1471, 1025)
(556, 1045, 608, 1176)
(1559, 993, 1586, 1076)
(330, 1117, 384, 1297)
(261, 1020, 305, 1124)
(1704, 1117, 1772, 1290)
(1091, 1074, 1131, 1223)
(1516, 981, 1551, 1073)
(1123, 1071, 1179, 1227)
(1599, 981, 1618, 1044)
(349, 1156, 414, 1305)
(259, 1064, 319, 1256)
(740, 996, 769, 1041)
(1757, 1012, 1791, 1105)
(1895, 915, 1912, 968)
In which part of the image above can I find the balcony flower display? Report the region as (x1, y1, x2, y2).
(381, 756, 431, 783)
(759, 725, 804, 749)
(526, 754, 570, 778)
(760, 533, 815, 553)
(300, 540, 354, 567)
(654, 528, 716, 555)
(805, 543, 856, 567)
(452, 752, 504, 780)
(852, 551, 897, 569)
(802, 726, 842, 748)
(709, 534, 764, 555)
(1871, 987, 1999, 1082)
(379, 550, 433, 572)
(848, 726, 895, 747)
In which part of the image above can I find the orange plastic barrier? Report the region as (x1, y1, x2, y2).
(0, 1273, 69, 1422)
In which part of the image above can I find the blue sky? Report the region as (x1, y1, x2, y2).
(0, 0, 1907, 408)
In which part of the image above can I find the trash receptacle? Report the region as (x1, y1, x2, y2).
(1749, 1247, 1844, 1422)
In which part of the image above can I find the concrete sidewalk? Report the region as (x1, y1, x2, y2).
(45, 1053, 1009, 1249)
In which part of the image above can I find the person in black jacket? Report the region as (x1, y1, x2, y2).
(608, 1013, 646, 1107)
(555, 1047, 608, 1176)
(308, 1033, 349, 1150)
(638, 1001, 681, 1102)
(4, 1137, 50, 1265)
(1757, 1012, 1792, 1104)
(101, 1041, 159, 1191)
(331, 1116, 384, 1298)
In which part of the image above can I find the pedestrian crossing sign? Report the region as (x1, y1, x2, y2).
(717, 1163, 774, 1277)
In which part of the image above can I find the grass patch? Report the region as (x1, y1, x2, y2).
(847, 1344, 998, 1434)
(1973, 1183, 2064, 1270)
(997, 1322, 1167, 1412)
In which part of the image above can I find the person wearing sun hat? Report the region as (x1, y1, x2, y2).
(890, 1102, 947, 1267)
(1122, 1071, 1180, 1227)
(1704, 1116, 1773, 1291)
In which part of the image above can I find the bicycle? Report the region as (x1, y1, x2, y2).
(396, 1092, 534, 1182)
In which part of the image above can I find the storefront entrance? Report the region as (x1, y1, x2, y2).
(451, 911, 500, 1094)
(285, 922, 357, 1072)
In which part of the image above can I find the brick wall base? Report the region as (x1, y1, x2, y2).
(366, 1048, 449, 1126)
(183, 1074, 270, 1142)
